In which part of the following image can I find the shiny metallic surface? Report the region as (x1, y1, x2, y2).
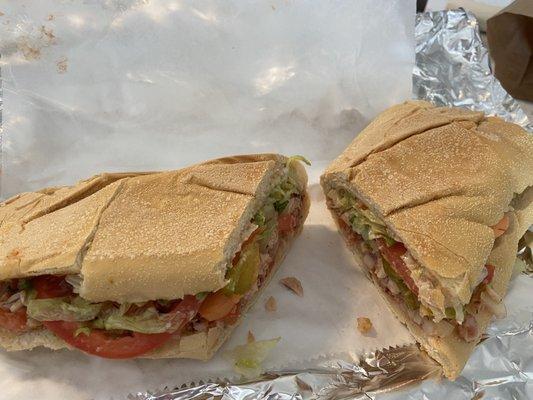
(414, 9, 533, 132)
(130, 9, 533, 400)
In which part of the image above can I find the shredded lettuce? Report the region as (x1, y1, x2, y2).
(99, 307, 170, 334)
(331, 189, 396, 245)
(251, 162, 303, 245)
(27, 297, 102, 322)
(74, 326, 91, 337)
(287, 155, 311, 166)
(196, 292, 209, 301)
(382, 259, 419, 310)
(229, 337, 280, 378)
(17, 279, 31, 291)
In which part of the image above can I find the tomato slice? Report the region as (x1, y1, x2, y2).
(43, 295, 200, 358)
(376, 239, 419, 295)
(31, 275, 200, 358)
(0, 307, 28, 333)
(278, 213, 297, 235)
(42, 320, 172, 359)
(338, 218, 363, 245)
(33, 275, 73, 299)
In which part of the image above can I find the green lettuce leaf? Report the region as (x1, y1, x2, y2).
(27, 297, 101, 322)
(100, 307, 170, 334)
(229, 337, 280, 378)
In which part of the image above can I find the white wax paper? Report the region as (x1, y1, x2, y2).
(0, 1, 416, 399)
(0, 0, 414, 198)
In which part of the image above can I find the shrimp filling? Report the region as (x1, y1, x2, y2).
(326, 188, 504, 342)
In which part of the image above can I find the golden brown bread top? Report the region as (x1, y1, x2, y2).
(0, 154, 302, 302)
(322, 101, 533, 302)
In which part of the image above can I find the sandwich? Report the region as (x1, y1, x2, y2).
(0, 154, 309, 359)
(321, 101, 533, 379)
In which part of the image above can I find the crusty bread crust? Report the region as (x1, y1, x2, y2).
(0, 190, 310, 360)
(321, 101, 533, 303)
(0, 154, 299, 303)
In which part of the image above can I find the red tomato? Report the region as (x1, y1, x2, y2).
(0, 307, 27, 333)
(338, 218, 363, 245)
(32, 275, 73, 299)
(42, 320, 172, 359)
(483, 265, 495, 285)
(32, 275, 200, 358)
(376, 239, 419, 295)
(278, 213, 296, 235)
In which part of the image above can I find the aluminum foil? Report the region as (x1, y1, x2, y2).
(130, 9, 533, 400)
(414, 9, 532, 132)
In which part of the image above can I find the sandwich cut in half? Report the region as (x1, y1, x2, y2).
(0, 154, 309, 360)
(321, 101, 533, 379)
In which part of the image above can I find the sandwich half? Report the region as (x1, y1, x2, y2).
(0, 154, 309, 360)
(321, 101, 533, 379)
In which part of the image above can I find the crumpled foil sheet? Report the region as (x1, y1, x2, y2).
(129, 8, 533, 400)
(414, 9, 533, 132)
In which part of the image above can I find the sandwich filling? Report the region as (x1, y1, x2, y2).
(0, 158, 308, 359)
(326, 187, 507, 342)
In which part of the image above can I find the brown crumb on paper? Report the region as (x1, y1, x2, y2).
(279, 277, 303, 297)
(47, 14, 54, 21)
(40, 25, 56, 42)
(20, 42, 41, 60)
(265, 296, 277, 312)
(357, 317, 373, 334)
(0, 11, 5, 17)
(247, 330, 255, 343)
(56, 57, 68, 73)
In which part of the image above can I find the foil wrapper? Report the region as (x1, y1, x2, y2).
(130, 9, 533, 400)
(414, 9, 533, 132)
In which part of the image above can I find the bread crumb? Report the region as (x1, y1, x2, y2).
(47, 14, 54, 21)
(265, 296, 277, 312)
(247, 330, 255, 343)
(279, 277, 303, 297)
(357, 317, 372, 334)
(56, 57, 68, 73)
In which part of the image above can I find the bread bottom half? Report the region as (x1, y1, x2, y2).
(0, 193, 310, 361)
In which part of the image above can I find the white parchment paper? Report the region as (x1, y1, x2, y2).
(0, 1, 416, 398)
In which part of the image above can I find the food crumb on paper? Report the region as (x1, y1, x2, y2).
(357, 317, 373, 334)
(40, 25, 56, 42)
(0, 11, 5, 17)
(19, 41, 41, 60)
(265, 296, 277, 312)
(279, 277, 303, 297)
(47, 14, 54, 21)
(56, 57, 68, 73)
(247, 330, 255, 343)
